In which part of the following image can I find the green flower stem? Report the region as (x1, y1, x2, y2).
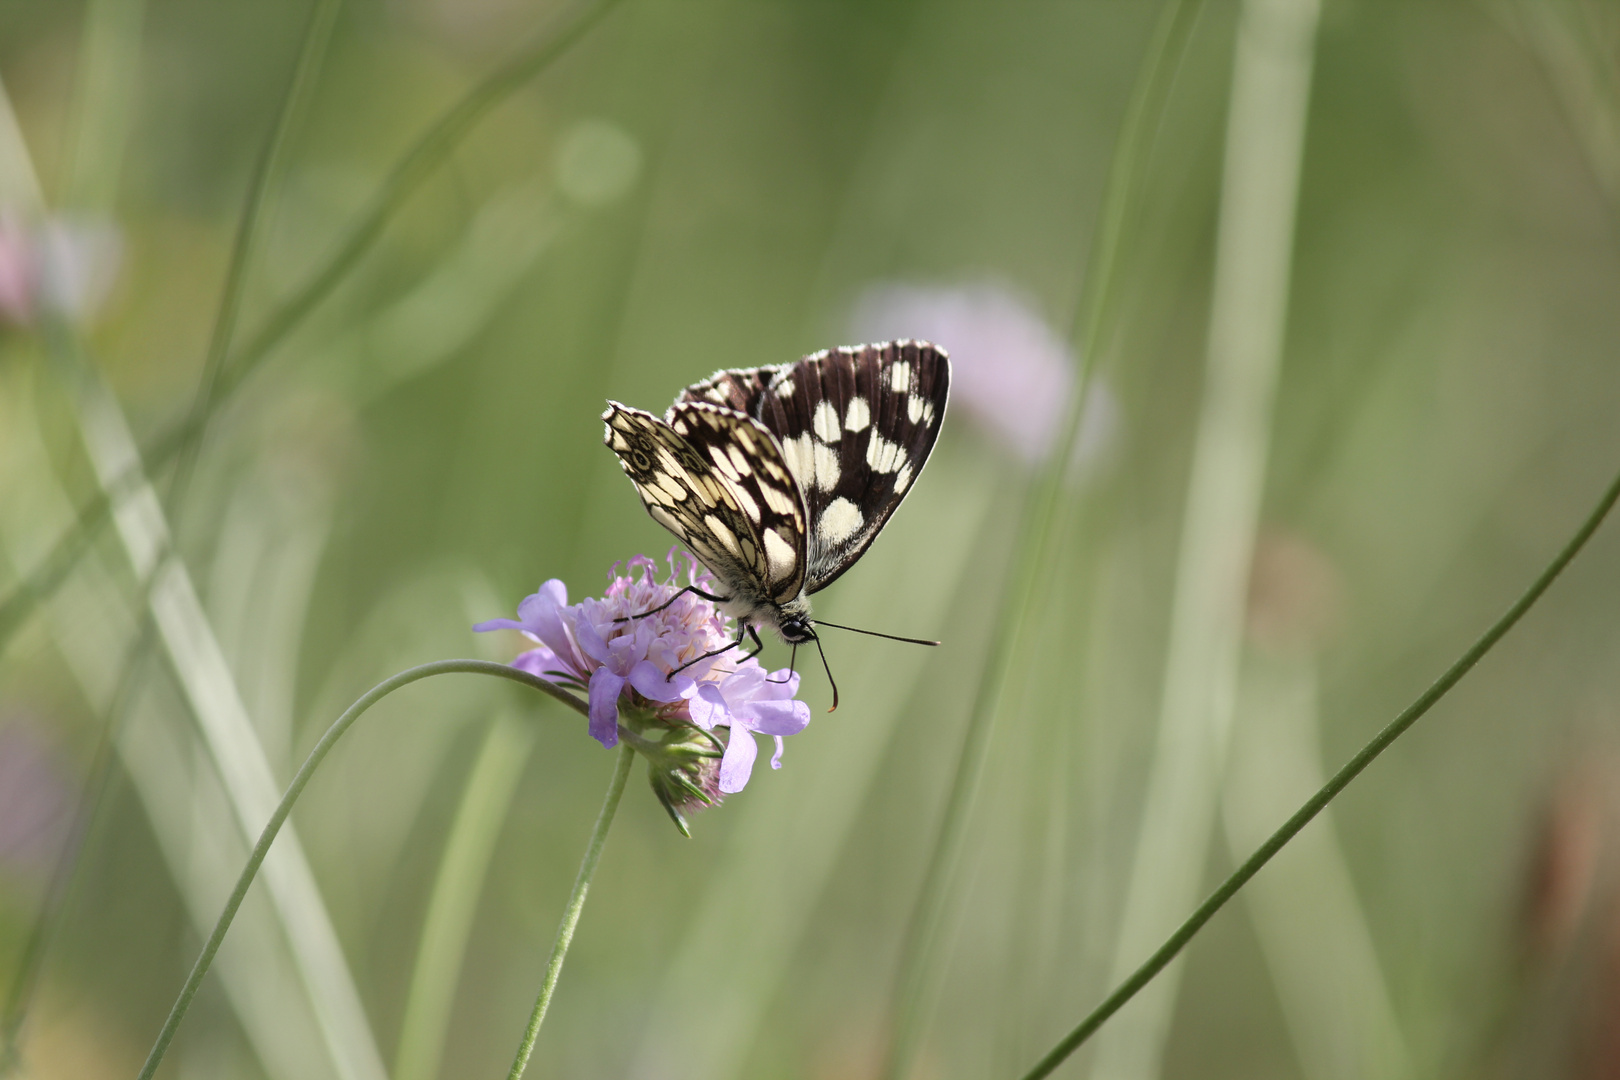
(1015, 460, 1620, 1080)
(505, 741, 636, 1080)
(136, 660, 587, 1080)
(880, 4, 1204, 1077)
(0, 0, 623, 660)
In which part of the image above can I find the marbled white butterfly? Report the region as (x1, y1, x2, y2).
(602, 340, 950, 678)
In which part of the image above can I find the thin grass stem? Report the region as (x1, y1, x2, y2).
(0, 0, 623, 660)
(163, 0, 342, 516)
(1015, 460, 1620, 1080)
(879, 4, 1203, 1076)
(135, 659, 587, 1080)
(505, 741, 636, 1080)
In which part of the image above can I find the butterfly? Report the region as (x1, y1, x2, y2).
(602, 340, 950, 679)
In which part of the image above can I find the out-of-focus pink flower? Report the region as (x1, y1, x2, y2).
(0, 721, 74, 877)
(0, 210, 122, 326)
(850, 281, 1118, 468)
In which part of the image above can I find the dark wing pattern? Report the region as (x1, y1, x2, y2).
(678, 365, 784, 414)
(602, 401, 807, 606)
(749, 341, 949, 593)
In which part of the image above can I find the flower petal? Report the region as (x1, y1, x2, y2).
(574, 614, 613, 666)
(689, 684, 729, 730)
(629, 659, 692, 703)
(473, 617, 525, 633)
(771, 735, 786, 769)
(718, 728, 758, 794)
(511, 646, 562, 679)
(587, 668, 625, 748)
(738, 698, 811, 737)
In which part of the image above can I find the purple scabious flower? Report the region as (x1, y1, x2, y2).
(475, 551, 810, 827)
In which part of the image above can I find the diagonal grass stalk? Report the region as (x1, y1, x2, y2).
(1091, 0, 1320, 1075)
(1220, 653, 1410, 1080)
(52, 332, 392, 1080)
(395, 712, 537, 1080)
(1017, 459, 1620, 1080)
(880, 4, 1204, 1076)
(162, 0, 342, 518)
(136, 661, 590, 1080)
(0, 378, 349, 1080)
(0, 0, 624, 659)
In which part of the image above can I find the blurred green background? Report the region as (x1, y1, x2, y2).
(3, 0, 1620, 1078)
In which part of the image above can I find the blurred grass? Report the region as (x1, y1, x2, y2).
(3, 2, 1620, 1079)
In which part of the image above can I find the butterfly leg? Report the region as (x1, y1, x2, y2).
(614, 584, 731, 623)
(666, 621, 749, 678)
(734, 623, 768, 665)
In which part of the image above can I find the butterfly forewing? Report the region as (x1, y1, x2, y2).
(602, 401, 806, 606)
(665, 402, 808, 603)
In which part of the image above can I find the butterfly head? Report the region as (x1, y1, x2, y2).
(778, 611, 817, 644)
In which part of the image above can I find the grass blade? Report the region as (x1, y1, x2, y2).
(1089, 0, 1321, 1074)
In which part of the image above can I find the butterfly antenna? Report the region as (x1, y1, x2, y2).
(810, 633, 839, 713)
(812, 620, 940, 647)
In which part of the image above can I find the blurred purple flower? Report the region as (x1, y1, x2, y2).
(850, 281, 1118, 467)
(0, 722, 74, 877)
(0, 210, 122, 326)
(475, 551, 810, 796)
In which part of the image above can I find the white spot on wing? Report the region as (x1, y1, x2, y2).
(727, 445, 753, 475)
(845, 397, 870, 432)
(730, 483, 760, 522)
(893, 462, 913, 495)
(888, 361, 912, 393)
(907, 394, 925, 423)
(775, 377, 796, 398)
(812, 441, 841, 492)
(813, 401, 841, 442)
(763, 528, 797, 579)
(709, 444, 740, 479)
(779, 432, 814, 488)
(865, 432, 903, 473)
(818, 497, 863, 545)
(704, 514, 741, 557)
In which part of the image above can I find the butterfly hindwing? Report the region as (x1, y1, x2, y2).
(691, 341, 949, 593)
(602, 401, 807, 606)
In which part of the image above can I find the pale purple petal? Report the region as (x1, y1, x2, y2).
(689, 684, 729, 730)
(739, 699, 811, 737)
(573, 615, 613, 666)
(473, 617, 526, 633)
(587, 669, 625, 747)
(511, 646, 562, 679)
(628, 659, 692, 703)
(719, 729, 758, 794)
(516, 580, 573, 655)
(751, 668, 802, 700)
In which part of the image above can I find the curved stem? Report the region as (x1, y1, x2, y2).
(505, 742, 636, 1080)
(135, 660, 587, 1080)
(1015, 460, 1620, 1080)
